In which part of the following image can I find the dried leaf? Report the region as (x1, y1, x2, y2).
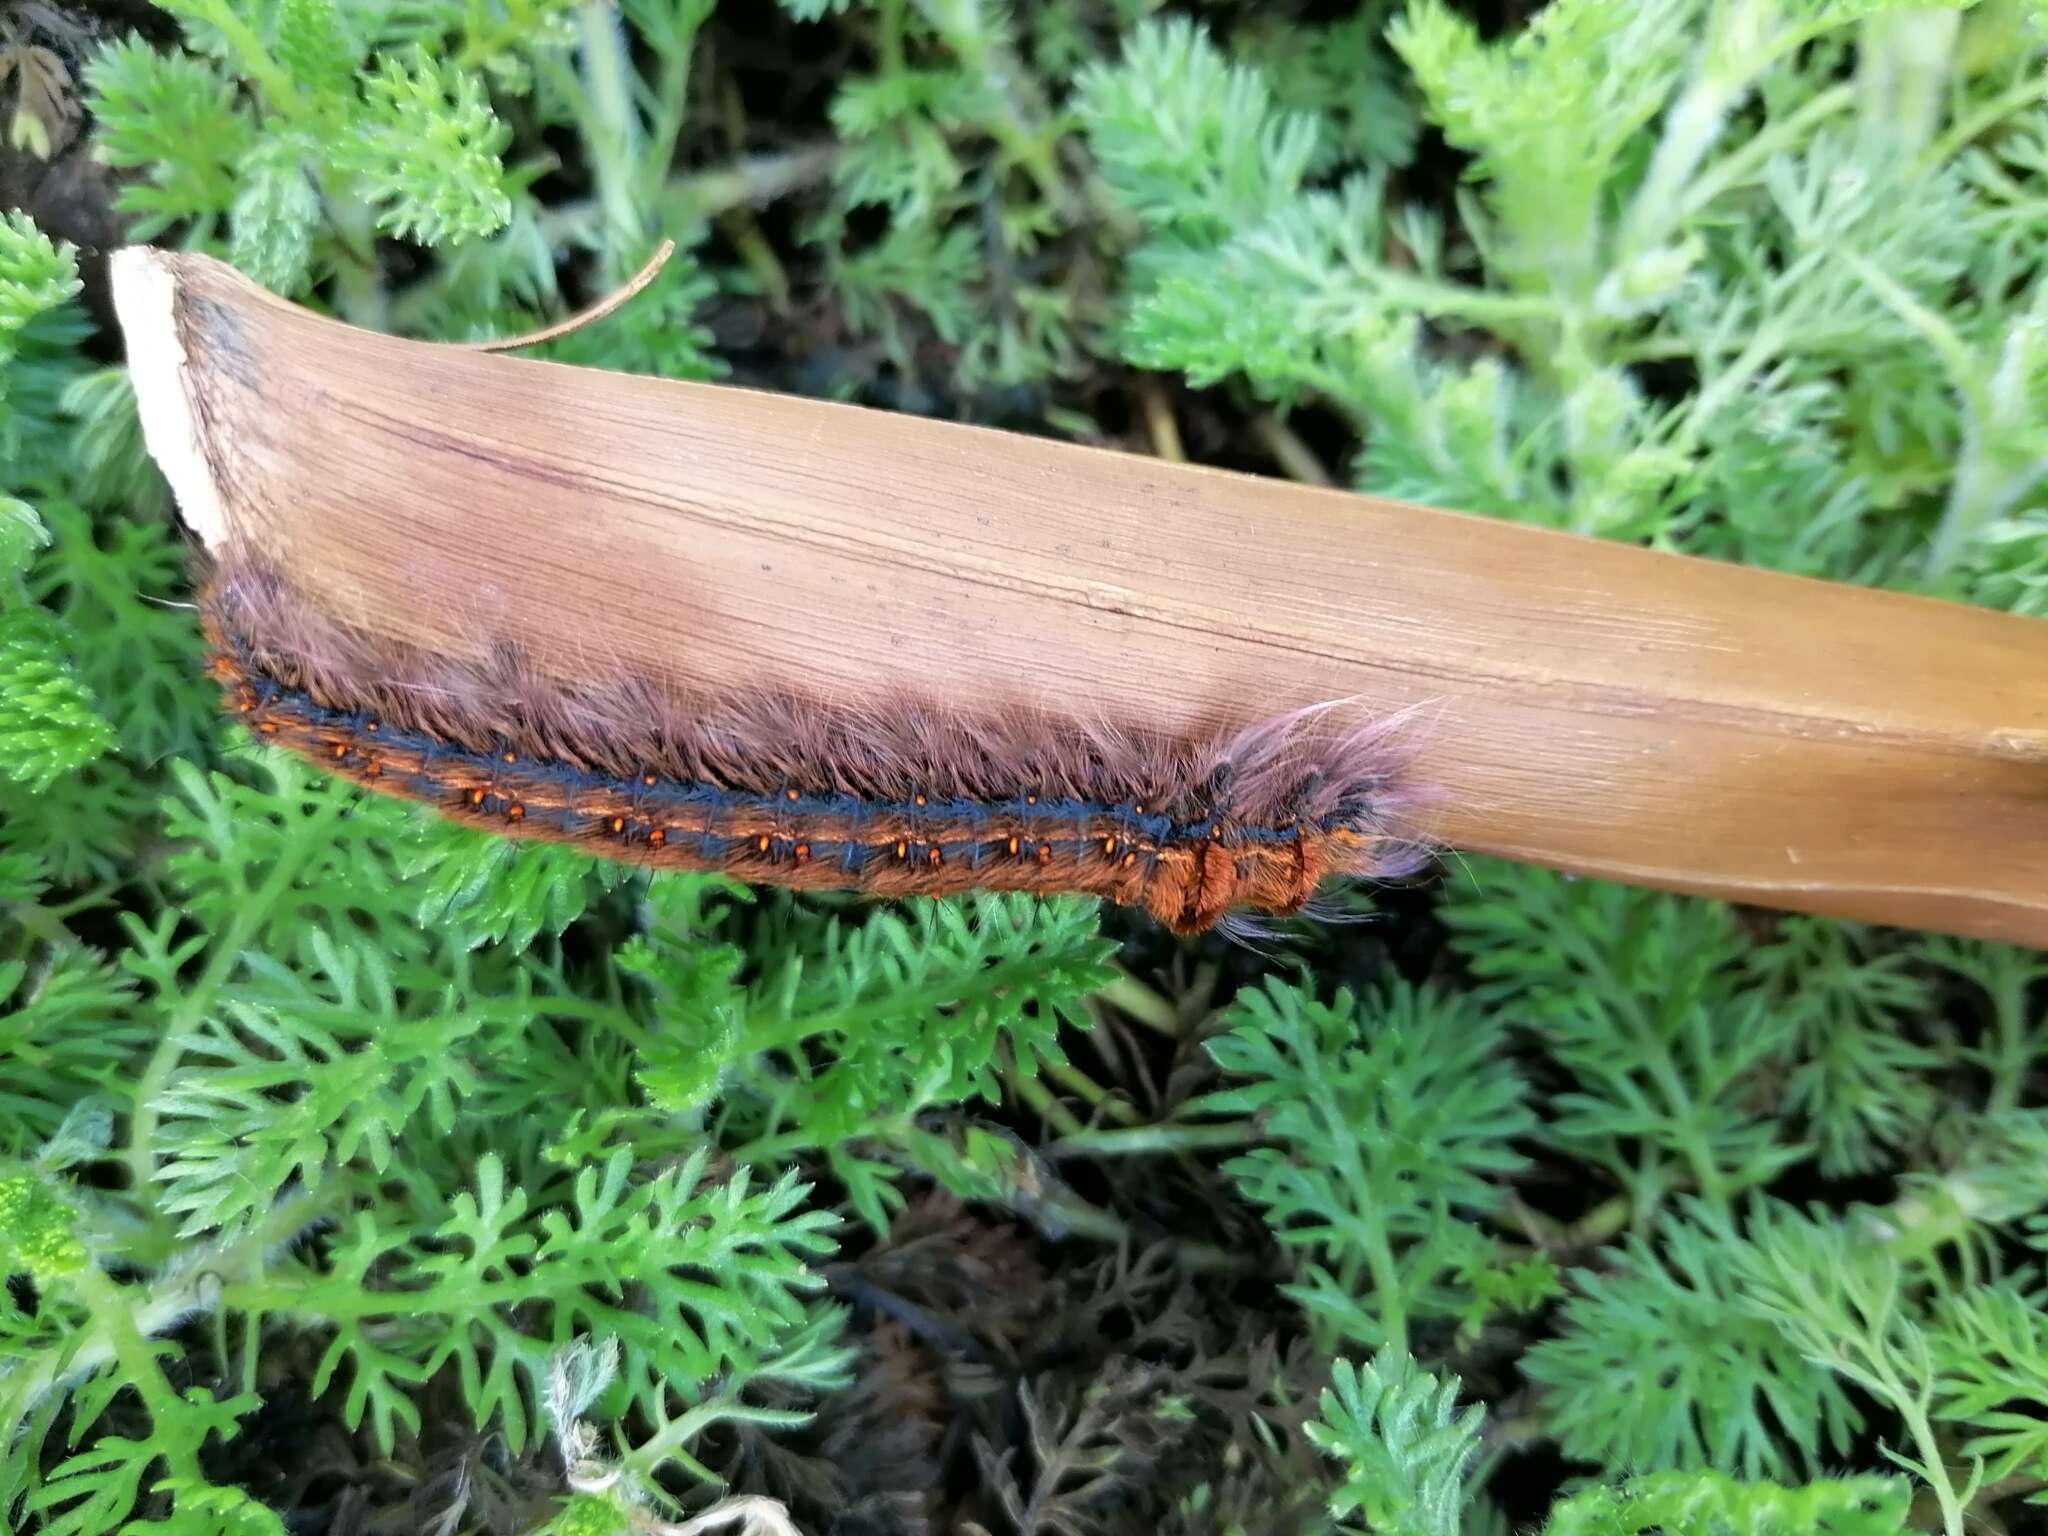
(4, 44, 78, 160)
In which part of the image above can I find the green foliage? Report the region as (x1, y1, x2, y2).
(626, 885, 1117, 1230)
(1437, 855, 2048, 1522)
(1303, 1351, 1907, 1536)
(1199, 979, 1535, 1353)
(785, 0, 1105, 397)
(31, 1378, 281, 1536)
(333, 48, 514, 246)
(1235, 7, 1419, 172)
(1444, 865, 1805, 1213)
(24, 499, 212, 764)
(1080, 0, 2040, 592)
(82, 0, 715, 380)
(1928, 1281, 2048, 1494)
(2, 5, 901, 1522)
(1523, 1200, 1862, 1480)
(298, 1148, 845, 1456)
(87, 7, 513, 263)
(1732, 1202, 1970, 1524)
(1077, 17, 1323, 252)
(0, 604, 116, 794)
(1305, 1350, 1482, 1536)
(0, 947, 143, 1153)
(400, 820, 639, 953)
(1742, 918, 1943, 1176)
(1539, 1469, 1912, 1536)
(0, 208, 79, 356)
(6, 2, 2048, 1533)
(83, 35, 253, 238)
(1073, 9, 2048, 1515)
(0, 217, 112, 796)
(1, 740, 856, 1527)
(2, 738, 1107, 1529)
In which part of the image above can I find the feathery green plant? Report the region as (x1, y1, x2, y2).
(0, 214, 110, 798)
(5, 1, 2048, 1533)
(1197, 980, 1538, 1356)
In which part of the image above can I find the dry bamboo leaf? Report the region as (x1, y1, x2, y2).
(110, 245, 2048, 946)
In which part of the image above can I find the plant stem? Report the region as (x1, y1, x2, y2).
(1896, 1394, 1967, 1536)
(323, 191, 390, 331)
(1915, 70, 2048, 175)
(575, 0, 647, 268)
(1095, 970, 1180, 1037)
(1979, 950, 2037, 1117)
(1048, 1120, 1256, 1158)
(912, 0, 1074, 218)
(1041, 1057, 1139, 1124)
(4, 897, 75, 949)
(1619, 27, 1753, 269)
(1361, 1220, 1408, 1356)
(1372, 269, 1564, 328)
(1677, 83, 1854, 219)
(878, 0, 907, 75)
(618, 1389, 813, 1484)
(1828, 246, 2042, 581)
(1007, 1054, 1088, 1139)
(718, 210, 793, 313)
(1022, 1191, 1252, 1273)
(1137, 378, 1184, 462)
(1855, 8, 1960, 162)
(635, 12, 706, 211)
(534, 145, 840, 249)
(1251, 412, 1335, 485)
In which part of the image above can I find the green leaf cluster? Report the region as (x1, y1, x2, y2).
(621, 884, 1116, 1232)
(7, 2, 2048, 1533)
(1306, 1350, 1482, 1536)
(4, 730, 1120, 1527)
(1198, 979, 1538, 1354)
(1436, 864, 2048, 1524)
(0, 216, 112, 797)
(82, 0, 724, 382)
(1076, 0, 2044, 596)
(1304, 1349, 1911, 1536)
(88, 5, 515, 283)
(777, 0, 1152, 398)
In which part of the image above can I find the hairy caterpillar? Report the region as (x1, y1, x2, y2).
(200, 555, 1428, 934)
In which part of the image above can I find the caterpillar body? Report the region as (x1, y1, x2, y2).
(202, 556, 1425, 934)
